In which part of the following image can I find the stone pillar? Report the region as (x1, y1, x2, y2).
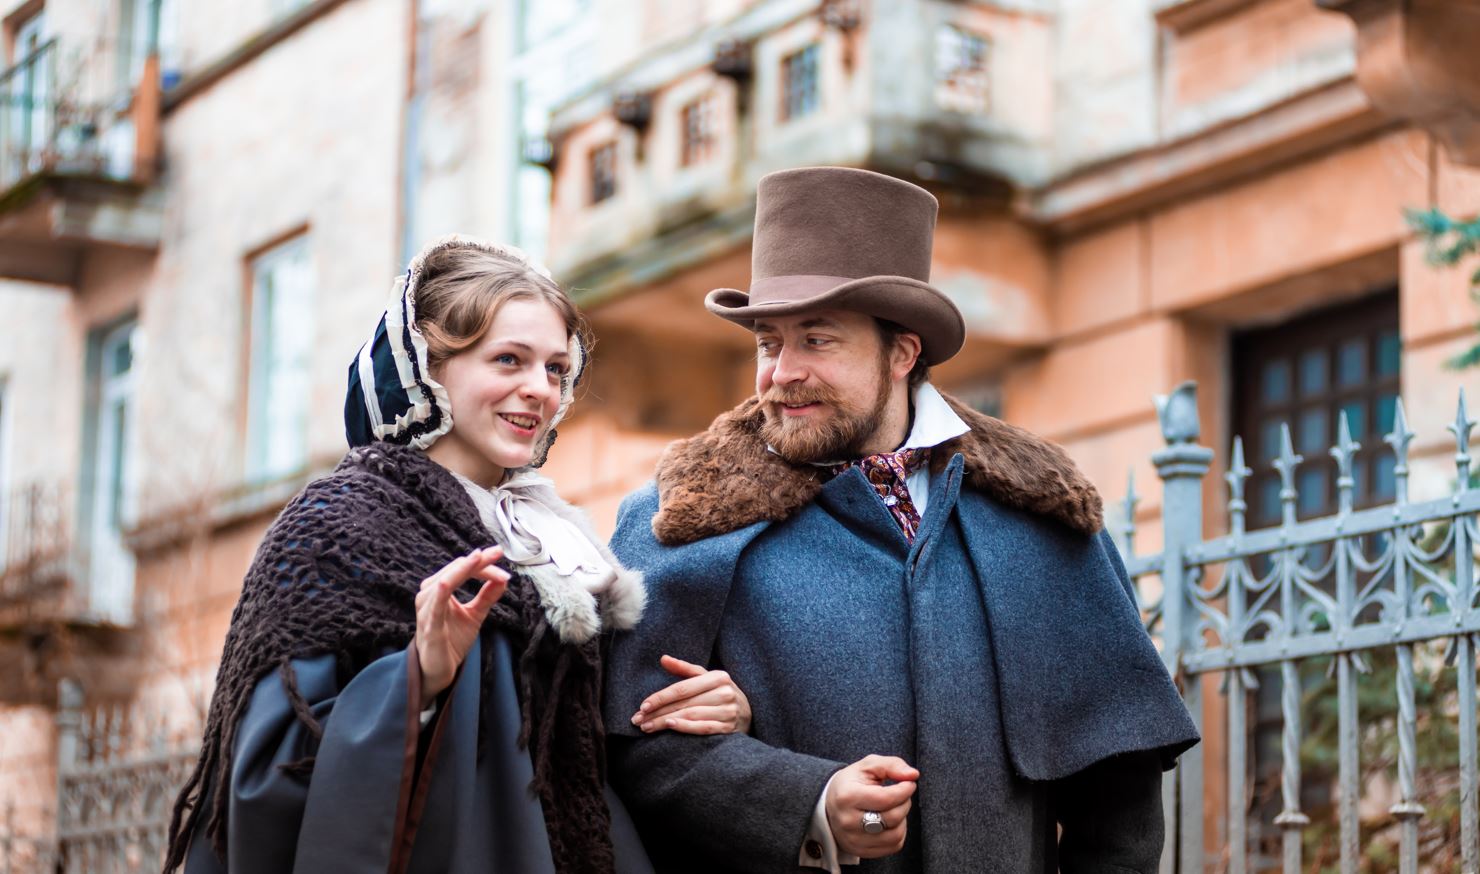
(1153, 381, 1213, 874)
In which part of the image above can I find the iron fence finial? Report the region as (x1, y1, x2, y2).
(1451, 388, 1474, 494)
(1332, 411, 1360, 514)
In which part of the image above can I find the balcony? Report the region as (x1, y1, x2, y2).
(544, 0, 1055, 298)
(0, 481, 140, 708)
(0, 37, 164, 286)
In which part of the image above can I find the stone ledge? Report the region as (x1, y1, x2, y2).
(1320, 0, 1480, 167)
(1154, 0, 1255, 32)
(1031, 78, 1389, 233)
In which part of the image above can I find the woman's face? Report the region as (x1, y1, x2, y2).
(429, 297, 571, 487)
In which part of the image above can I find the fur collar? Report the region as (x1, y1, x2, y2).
(652, 393, 1103, 545)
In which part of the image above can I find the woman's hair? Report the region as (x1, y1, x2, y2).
(414, 245, 587, 370)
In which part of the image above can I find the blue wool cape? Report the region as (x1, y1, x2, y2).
(603, 396, 1199, 873)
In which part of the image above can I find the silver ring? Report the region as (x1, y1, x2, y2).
(861, 810, 885, 834)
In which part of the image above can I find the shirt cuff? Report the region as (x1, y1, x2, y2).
(798, 774, 861, 871)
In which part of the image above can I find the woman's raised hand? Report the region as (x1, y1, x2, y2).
(630, 654, 753, 735)
(415, 546, 510, 709)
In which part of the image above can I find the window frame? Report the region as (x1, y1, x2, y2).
(78, 313, 140, 623)
(588, 140, 617, 204)
(779, 42, 820, 123)
(244, 233, 315, 483)
(934, 23, 990, 114)
(1232, 290, 1401, 527)
(0, 374, 9, 571)
(679, 92, 717, 168)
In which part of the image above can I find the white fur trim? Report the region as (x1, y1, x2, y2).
(601, 567, 646, 632)
(522, 562, 602, 645)
(453, 469, 646, 643)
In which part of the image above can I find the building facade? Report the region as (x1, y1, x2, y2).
(1, 0, 1478, 869)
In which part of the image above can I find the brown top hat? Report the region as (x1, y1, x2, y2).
(705, 166, 965, 364)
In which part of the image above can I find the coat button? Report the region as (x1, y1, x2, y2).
(804, 840, 823, 860)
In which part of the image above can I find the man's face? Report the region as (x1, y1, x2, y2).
(753, 309, 898, 463)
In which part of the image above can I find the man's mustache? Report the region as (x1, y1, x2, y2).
(760, 385, 843, 407)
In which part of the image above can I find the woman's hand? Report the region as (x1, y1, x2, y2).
(415, 546, 510, 709)
(630, 655, 752, 735)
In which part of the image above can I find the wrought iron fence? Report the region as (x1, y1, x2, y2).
(0, 807, 57, 874)
(1118, 382, 1480, 873)
(0, 682, 199, 874)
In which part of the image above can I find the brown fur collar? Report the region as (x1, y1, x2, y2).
(652, 392, 1103, 545)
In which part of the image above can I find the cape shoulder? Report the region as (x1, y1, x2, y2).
(650, 392, 1103, 545)
(249, 444, 489, 579)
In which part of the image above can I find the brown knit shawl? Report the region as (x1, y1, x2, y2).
(162, 442, 614, 873)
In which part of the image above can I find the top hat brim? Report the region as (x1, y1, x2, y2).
(705, 275, 966, 365)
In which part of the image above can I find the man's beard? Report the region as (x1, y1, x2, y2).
(759, 357, 893, 464)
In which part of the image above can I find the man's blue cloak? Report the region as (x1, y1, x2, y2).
(603, 395, 1198, 873)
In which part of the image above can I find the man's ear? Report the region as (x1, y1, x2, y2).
(889, 331, 922, 381)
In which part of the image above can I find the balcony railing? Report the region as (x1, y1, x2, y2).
(0, 480, 79, 621)
(0, 36, 159, 197)
(0, 479, 135, 629)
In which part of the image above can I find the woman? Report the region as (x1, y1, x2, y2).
(163, 237, 750, 873)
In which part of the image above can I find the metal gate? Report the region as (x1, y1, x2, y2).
(1117, 382, 1480, 873)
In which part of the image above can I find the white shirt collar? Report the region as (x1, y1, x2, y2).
(898, 382, 970, 451)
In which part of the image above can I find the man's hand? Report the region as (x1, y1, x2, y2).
(825, 755, 919, 858)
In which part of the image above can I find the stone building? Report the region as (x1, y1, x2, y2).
(0, 0, 1478, 869)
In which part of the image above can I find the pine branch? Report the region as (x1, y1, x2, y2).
(1408, 208, 1480, 370)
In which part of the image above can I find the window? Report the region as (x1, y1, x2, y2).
(1231, 290, 1399, 861)
(935, 24, 990, 114)
(10, 7, 44, 64)
(246, 236, 314, 482)
(1233, 291, 1401, 527)
(514, 80, 553, 259)
(780, 43, 820, 122)
(679, 93, 717, 167)
(0, 376, 8, 570)
(589, 141, 616, 204)
(116, 0, 181, 90)
(117, 0, 154, 87)
(82, 317, 139, 623)
(5, 9, 50, 178)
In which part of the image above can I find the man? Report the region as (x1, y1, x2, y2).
(603, 166, 1198, 873)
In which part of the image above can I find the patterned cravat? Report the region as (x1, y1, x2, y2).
(831, 447, 933, 543)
